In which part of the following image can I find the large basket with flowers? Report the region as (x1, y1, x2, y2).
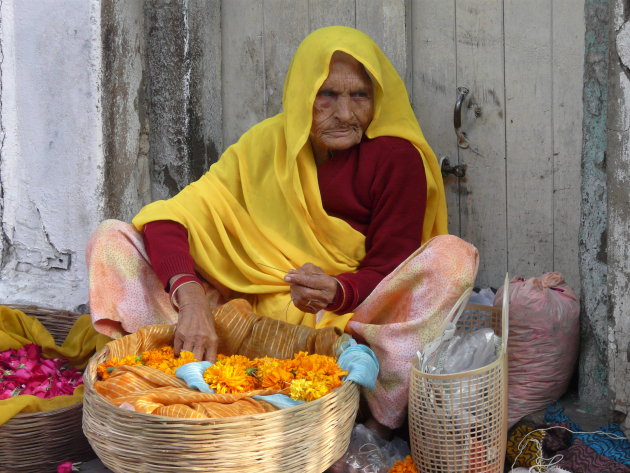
(0, 305, 96, 473)
(82, 316, 361, 473)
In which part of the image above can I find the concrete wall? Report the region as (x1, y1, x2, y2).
(0, 0, 103, 311)
(579, 0, 611, 414)
(607, 0, 630, 434)
(101, 0, 150, 222)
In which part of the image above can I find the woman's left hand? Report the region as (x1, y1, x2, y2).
(284, 263, 338, 313)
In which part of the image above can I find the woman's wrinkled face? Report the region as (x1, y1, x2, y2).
(309, 52, 374, 163)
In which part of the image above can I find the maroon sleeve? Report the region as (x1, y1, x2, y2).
(142, 220, 197, 290)
(331, 141, 427, 313)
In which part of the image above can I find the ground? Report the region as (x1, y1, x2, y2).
(76, 391, 613, 473)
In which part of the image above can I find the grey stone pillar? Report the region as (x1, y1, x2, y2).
(578, 0, 610, 414)
(101, 0, 151, 221)
(606, 0, 630, 435)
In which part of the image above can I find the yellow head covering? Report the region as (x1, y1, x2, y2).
(133, 26, 447, 328)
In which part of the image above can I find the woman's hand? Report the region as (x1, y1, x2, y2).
(284, 263, 338, 313)
(172, 280, 221, 362)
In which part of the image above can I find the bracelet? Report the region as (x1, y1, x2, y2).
(325, 278, 346, 313)
(170, 276, 204, 310)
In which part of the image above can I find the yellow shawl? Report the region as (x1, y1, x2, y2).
(133, 26, 447, 329)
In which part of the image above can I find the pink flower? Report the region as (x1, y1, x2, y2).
(16, 343, 41, 360)
(0, 345, 83, 400)
(56, 461, 81, 472)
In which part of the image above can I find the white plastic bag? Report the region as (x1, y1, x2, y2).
(329, 423, 411, 473)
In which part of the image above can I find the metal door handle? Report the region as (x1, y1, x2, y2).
(440, 156, 466, 178)
(454, 86, 469, 149)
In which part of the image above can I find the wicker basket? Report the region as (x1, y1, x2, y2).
(83, 341, 360, 473)
(408, 293, 509, 473)
(0, 305, 95, 473)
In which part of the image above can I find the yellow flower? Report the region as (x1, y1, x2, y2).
(204, 362, 256, 394)
(288, 378, 330, 402)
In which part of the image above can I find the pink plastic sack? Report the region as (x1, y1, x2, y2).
(494, 272, 579, 427)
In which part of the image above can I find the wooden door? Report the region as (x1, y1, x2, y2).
(411, 0, 584, 290)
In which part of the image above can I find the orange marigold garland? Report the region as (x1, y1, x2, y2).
(98, 348, 347, 402)
(203, 351, 347, 401)
(97, 347, 197, 380)
(388, 455, 418, 473)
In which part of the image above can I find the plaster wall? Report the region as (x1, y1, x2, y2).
(101, 0, 150, 222)
(579, 0, 610, 412)
(0, 0, 103, 311)
(607, 0, 630, 435)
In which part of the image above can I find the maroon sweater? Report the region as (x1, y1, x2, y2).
(143, 136, 427, 313)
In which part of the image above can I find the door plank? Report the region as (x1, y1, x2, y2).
(456, 0, 508, 288)
(263, 0, 309, 116)
(221, 0, 265, 147)
(551, 0, 584, 294)
(411, 0, 460, 237)
(308, 0, 355, 30)
(356, 0, 408, 84)
(504, 0, 554, 279)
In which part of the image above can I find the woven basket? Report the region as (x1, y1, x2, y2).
(0, 305, 95, 473)
(83, 342, 360, 473)
(408, 296, 509, 473)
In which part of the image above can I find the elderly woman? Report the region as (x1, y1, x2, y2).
(87, 26, 478, 435)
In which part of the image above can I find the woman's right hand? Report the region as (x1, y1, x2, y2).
(172, 280, 221, 362)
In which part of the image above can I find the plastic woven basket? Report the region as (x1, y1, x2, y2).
(82, 339, 360, 473)
(408, 280, 509, 473)
(0, 305, 95, 473)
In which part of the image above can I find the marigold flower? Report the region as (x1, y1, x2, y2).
(96, 347, 197, 379)
(204, 362, 256, 393)
(388, 455, 418, 473)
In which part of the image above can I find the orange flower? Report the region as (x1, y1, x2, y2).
(100, 348, 347, 400)
(389, 456, 418, 473)
(96, 354, 142, 380)
(259, 365, 294, 390)
(203, 361, 257, 394)
(97, 347, 197, 379)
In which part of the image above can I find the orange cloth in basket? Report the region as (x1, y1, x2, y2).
(94, 365, 278, 418)
(93, 299, 342, 418)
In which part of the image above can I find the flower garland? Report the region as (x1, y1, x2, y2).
(0, 344, 83, 399)
(388, 455, 418, 473)
(97, 347, 347, 403)
(96, 346, 197, 380)
(203, 351, 348, 402)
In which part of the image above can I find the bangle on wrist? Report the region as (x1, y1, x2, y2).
(325, 278, 346, 312)
(170, 276, 204, 310)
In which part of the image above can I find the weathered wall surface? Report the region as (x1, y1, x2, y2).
(607, 0, 630, 435)
(0, 0, 103, 311)
(144, 0, 222, 201)
(579, 0, 611, 414)
(101, 0, 150, 222)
